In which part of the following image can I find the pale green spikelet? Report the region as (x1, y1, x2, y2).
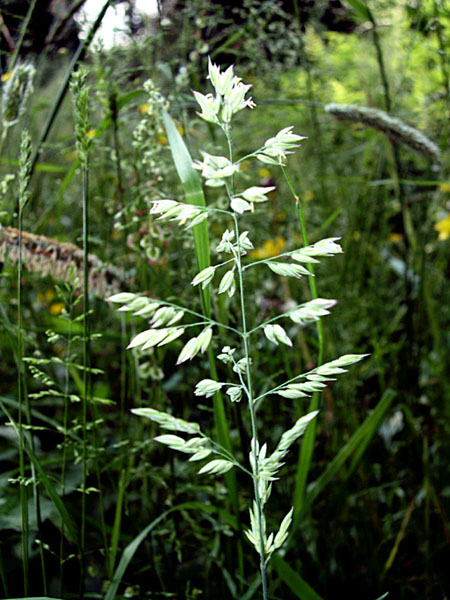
(18, 130, 32, 212)
(325, 102, 441, 163)
(1, 62, 35, 128)
(70, 68, 91, 167)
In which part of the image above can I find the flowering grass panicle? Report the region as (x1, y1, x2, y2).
(109, 59, 368, 599)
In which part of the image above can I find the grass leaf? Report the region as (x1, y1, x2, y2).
(0, 401, 80, 548)
(272, 554, 324, 600)
(294, 388, 396, 525)
(105, 502, 236, 600)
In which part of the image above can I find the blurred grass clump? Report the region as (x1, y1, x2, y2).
(0, 1, 449, 599)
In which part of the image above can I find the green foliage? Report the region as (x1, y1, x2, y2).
(0, 1, 449, 598)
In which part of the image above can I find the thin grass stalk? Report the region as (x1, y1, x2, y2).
(369, 8, 420, 405)
(59, 310, 73, 596)
(281, 167, 324, 519)
(224, 123, 267, 598)
(17, 207, 29, 596)
(81, 164, 89, 591)
(0, 129, 7, 157)
(16, 130, 34, 595)
(433, 0, 450, 113)
(233, 211, 268, 600)
(17, 136, 48, 594)
(9, 0, 38, 72)
(107, 90, 127, 578)
(71, 67, 92, 593)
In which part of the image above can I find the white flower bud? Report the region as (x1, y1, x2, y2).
(177, 336, 201, 364)
(241, 186, 276, 203)
(226, 386, 242, 403)
(197, 327, 213, 353)
(194, 378, 223, 397)
(191, 266, 216, 288)
(198, 459, 234, 475)
(231, 197, 251, 214)
(218, 269, 235, 295)
(107, 292, 136, 304)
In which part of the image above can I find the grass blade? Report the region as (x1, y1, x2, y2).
(161, 108, 211, 311)
(344, 0, 372, 21)
(162, 106, 243, 580)
(295, 388, 396, 524)
(162, 109, 237, 467)
(272, 554, 324, 600)
(0, 401, 80, 548)
(105, 501, 236, 600)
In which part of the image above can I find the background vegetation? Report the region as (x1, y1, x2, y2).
(0, 1, 449, 599)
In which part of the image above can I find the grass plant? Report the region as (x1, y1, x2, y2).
(0, 2, 449, 597)
(109, 58, 368, 598)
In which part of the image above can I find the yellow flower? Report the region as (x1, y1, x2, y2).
(439, 183, 450, 194)
(251, 236, 286, 259)
(157, 134, 168, 144)
(304, 190, 314, 202)
(353, 231, 360, 241)
(49, 302, 64, 316)
(1, 72, 11, 82)
(139, 103, 150, 114)
(388, 233, 402, 243)
(258, 167, 271, 178)
(435, 214, 450, 240)
(87, 129, 96, 139)
(45, 289, 55, 302)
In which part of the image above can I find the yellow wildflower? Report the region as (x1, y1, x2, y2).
(1, 72, 11, 82)
(388, 233, 402, 243)
(87, 129, 96, 139)
(45, 289, 55, 302)
(439, 183, 450, 194)
(49, 302, 64, 316)
(139, 103, 150, 114)
(258, 167, 271, 178)
(157, 134, 168, 144)
(251, 236, 286, 259)
(435, 214, 450, 240)
(353, 231, 360, 241)
(304, 190, 314, 202)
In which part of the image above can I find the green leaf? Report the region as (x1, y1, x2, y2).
(162, 108, 211, 311)
(272, 554, 324, 600)
(344, 0, 372, 20)
(295, 389, 396, 523)
(105, 502, 237, 600)
(0, 401, 80, 548)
